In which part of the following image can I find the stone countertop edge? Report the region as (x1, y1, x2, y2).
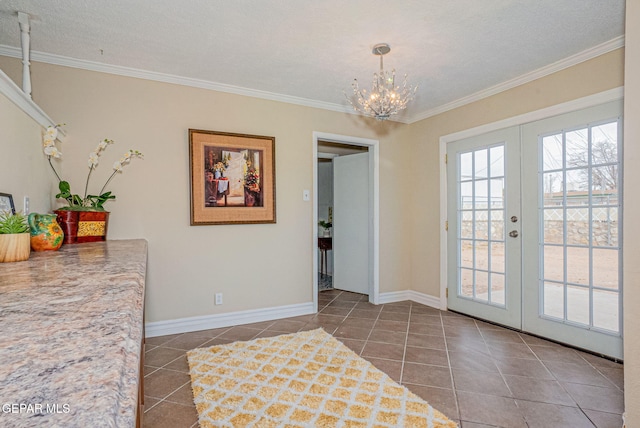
(0, 239, 148, 428)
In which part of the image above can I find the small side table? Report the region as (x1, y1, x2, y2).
(318, 237, 332, 276)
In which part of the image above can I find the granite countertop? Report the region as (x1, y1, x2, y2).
(0, 239, 147, 428)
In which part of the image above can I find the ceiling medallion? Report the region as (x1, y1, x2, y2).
(346, 43, 418, 121)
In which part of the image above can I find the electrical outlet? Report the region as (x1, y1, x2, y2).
(23, 196, 30, 215)
(215, 293, 223, 305)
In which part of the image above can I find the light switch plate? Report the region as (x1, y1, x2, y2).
(303, 190, 310, 201)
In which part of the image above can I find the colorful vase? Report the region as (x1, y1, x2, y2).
(28, 213, 64, 251)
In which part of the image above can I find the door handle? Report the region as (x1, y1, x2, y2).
(509, 230, 519, 238)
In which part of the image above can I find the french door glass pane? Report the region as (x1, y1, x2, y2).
(566, 208, 589, 245)
(543, 282, 564, 319)
(566, 246, 589, 285)
(539, 120, 621, 333)
(476, 271, 489, 302)
(475, 210, 488, 239)
(461, 211, 473, 239)
(491, 242, 505, 272)
(460, 240, 473, 268)
(542, 171, 563, 205)
(457, 144, 506, 307)
(543, 246, 563, 282)
(542, 135, 563, 171)
(566, 129, 589, 168)
(491, 273, 506, 305)
(592, 207, 618, 247)
(592, 166, 618, 196)
(475, 181, 488, 209)
(490, 146, 504, 176)
(489, 179, 504, 208)
(593, 248, 618, 289)
(461, 268, 473, 298)
(566, 285, 590, 325)
(490, 210, 504, 240)
(475, 150, 488, 178)
(591, 122, 618, 166)
(593, 289, 619, 331)
(543, 209, 563, 244)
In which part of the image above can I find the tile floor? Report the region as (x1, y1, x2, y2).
(142, 290, 624, 427)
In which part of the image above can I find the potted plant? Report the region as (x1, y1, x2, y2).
(0, 211, 31, 262)
(318, 220, 332, 237)
(42, 124, 143, 244)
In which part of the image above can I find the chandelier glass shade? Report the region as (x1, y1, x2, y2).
(346, 43, 418, 121)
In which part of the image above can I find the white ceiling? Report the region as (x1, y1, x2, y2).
(0, 0, 626, 123)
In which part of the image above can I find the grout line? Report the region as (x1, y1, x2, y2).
(441, 311, 461, 421)
(397, 302, 412, 385)
(358, 300, 383, 357)
(145, 380, 192, 413)
(477, 323, 518, 401)
(143, 398, 162, 413)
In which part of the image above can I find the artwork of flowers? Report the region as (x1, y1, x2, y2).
(189, 129, 276, 225)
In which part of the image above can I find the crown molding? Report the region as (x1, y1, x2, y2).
(405, 36, 625, 124)
(0, 35, 624, 126)
(0, 44, 358, 117)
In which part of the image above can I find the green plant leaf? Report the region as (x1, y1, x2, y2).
(0, 211, 29, 234)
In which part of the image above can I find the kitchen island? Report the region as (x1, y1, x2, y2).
(0, 239, 147, 427)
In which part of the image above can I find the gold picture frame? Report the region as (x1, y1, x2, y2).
(189, 129, 276, 225)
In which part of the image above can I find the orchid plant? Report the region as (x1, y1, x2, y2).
(43, 125, 143, 211)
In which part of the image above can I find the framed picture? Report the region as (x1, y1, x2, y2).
(189, 129, 276, 225)
(0, 193, 15, 215)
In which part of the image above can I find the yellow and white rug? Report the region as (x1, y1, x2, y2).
(187, 328, 457, 427)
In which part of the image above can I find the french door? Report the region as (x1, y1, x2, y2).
(447, 101, 623, 359)
(447, 127, 522, 329)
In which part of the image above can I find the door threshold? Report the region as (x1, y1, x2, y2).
(448, 309, 624, 364)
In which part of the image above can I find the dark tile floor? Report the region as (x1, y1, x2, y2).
(142, 290, 624, 428)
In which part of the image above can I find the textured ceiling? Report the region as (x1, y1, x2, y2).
(0, 0, 626, 123)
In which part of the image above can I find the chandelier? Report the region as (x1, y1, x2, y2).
(346, 43, 418, 121)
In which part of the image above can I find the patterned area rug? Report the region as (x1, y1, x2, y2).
(187, 328, 457, 427)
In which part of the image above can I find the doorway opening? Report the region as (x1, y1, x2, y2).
(312, 132, 380, 313)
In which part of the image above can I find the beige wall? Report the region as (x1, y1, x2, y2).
(0, 57, 412, 323)
(623, 0, 639, 424)
(405, 48, 625, 298)
(0, 91, 57, 215)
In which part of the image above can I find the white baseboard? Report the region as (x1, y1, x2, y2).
(145, 302, 315, 338)
(146, 291, 445, 338)
(378, 290, 445, 310)
(407, 290, 446, 310)
(377, 290, 411, 304)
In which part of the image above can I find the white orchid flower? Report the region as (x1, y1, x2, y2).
(88, 152, 99, 167)
(45, 126, 58, 140)
(43, 137, 56, 148)
(113, 161, 123, 172)
(44, 146, 62, 158)
(96, 139, 113, 153)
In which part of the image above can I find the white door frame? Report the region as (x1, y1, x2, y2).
(439, 88, 624, 310)
(312, 131, 380, 312)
